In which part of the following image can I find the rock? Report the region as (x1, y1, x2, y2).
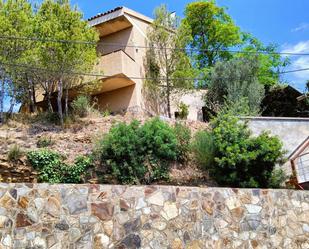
(2, 234, 12, 247)
(120, 199, 130, 211)
(251, 240, 258, 248)
(0, 215, 10, 229)
(69, 228, 81, 242)
(144, 186, 157, 196)
(231, 207, 244, 221)
(91, 202, 114, 221)
(16, 213, 33, 228)
(18, 196, 29, 209)
(183, 231, 191, 244)
(46, 196, 61, 217)
(94, 233, 110, 248)
(0, 193, 14, 209)
(226, 197, 241, 210)
(55, 220, 70, 231)
(121, 234, 141, 249)
(66, 193, 87, 215)
(33, 237, 46, 249)
(9, 189, 17, 199)
(202, 200, 213, 215)
(103, 220, 114, 237)
(124, 218, 141, 234)
(161, 202, 179, 221)
(303, 224, 309, 233)
(172, 238, 183, 249)
(245, 204, 262, 214)
(147, 191, 164, 206)
(136, 197, 147, 210)
(152, 221, 166, 231)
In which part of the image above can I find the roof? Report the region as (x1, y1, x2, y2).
(87, 6, 153, 24)
(88, 7, 123, 21)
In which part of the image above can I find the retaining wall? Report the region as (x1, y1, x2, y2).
(0, 184, 309, 248)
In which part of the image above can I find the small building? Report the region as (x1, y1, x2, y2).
(32, 7, 205, 121)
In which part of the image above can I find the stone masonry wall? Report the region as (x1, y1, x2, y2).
(0, 184, 309, 248)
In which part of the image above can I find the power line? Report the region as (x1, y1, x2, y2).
(0, 35, 308, 56)
(0, 61, 308, 82)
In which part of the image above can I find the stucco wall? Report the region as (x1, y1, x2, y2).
(1, 183, 309, 248)
(243, 117, 309, 176)
(244, 117, 309, 157)
(95, 84, 138, 113)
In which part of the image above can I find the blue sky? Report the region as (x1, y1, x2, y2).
(71, 0, 309, 91)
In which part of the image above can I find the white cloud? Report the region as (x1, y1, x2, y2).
(292, 23, 309, 32)
(281, 41, 309, 90)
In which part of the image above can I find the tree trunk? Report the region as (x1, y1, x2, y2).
(166, 76, 171, 118)
(46, 91, 53, 113)
(64, 87, 69, 117)
(57, 78, 63, 126)
(7, 86, 16, 117)
(28, 85, 34, 113)
(0, 78, 4, 124)
(30, 77, 37, 113)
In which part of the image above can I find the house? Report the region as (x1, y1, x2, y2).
(32, 7, 205, 121)
(87, 7, 205, 120)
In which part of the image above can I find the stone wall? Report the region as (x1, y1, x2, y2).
(0, 184, 309, 248)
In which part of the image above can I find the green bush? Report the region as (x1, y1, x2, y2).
(27, 149, 64, 183)
(173, 122, 191, 162)
(192, 130, 216, 170)
(96, 118, 178, 184)
(71, 96, 91, 117)
(62, 155, 93, 183)
(33, 112, 60, 125)
(37, 136, 54, 148)
(178, 102, 189, 119)
(268, 168, 288, 189)
(7, 144, 23, 162)
(206, 108, 286, 188)
(141, 118, 177, 161)
(27, 149, 92, 183)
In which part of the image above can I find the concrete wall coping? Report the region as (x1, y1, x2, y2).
(240, 116, 309, 122)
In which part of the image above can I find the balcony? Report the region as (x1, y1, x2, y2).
(92, 49, 139, 93)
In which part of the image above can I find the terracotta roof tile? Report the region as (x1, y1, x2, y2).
(88, 6, 123, 21)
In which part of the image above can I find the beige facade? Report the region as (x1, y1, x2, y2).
(33, 7, 205, 120)
(87, 6, 206, 120)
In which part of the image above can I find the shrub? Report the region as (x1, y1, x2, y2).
(173, 122, 191, 162)
(268, 168, 288, 189)
(96, 120, 144, 184)
(7, 144, 23, 162)
(207, 108, 285, 188)
(27, 149, 92, 183)
(178, 102, 189, 119)
(34, 112, 60, 125)
(141, 118, 177, 161)
(27, 149, 64, 183)
(37, 136, 54, 148)
(62, 155, 93, 183)
(191, 130, 216, 170)
(96, 118, 178, 184)
(71, 96, 91, 117)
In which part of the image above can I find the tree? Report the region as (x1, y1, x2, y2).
(182, 0, 241, 69)
(205, 57, 265, 114)
(192, 102, 286, 188)
(237, 33, 289, 87)
(0, 0, 34, 123)
(145, 5, 195, 118)
(34, 0, 98, 125)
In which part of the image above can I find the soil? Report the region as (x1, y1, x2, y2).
(0, 112, 214, 186)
